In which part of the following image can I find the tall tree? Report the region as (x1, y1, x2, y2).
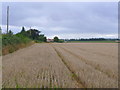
(54, 36, 59, 42)
(8, 30, 13, 36)
(44, 37, 47, 42)
(26, 29, 41, 40)
(21, 27, 25, 33)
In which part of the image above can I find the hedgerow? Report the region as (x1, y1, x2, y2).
(2, 34, 32, 48)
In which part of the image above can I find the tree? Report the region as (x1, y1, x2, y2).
(38, 34, 44, 41)
(20, 27, 27, 36)
(21, 27, 25, 33)
(0, 26, 2, 34)
(59, 39, 64, 43)
(54, 36, 59, 42)
(26, 29, 41, 40)
(8, 30, 13, 36)
(38, 34, 47, 42)
(44, 37, 47, 42)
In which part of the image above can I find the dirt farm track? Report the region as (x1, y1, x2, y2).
(2, 43, 118, 88)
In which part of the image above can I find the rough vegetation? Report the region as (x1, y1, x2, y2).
(2, 34, 33, 55)
(2, 27, 47, 55)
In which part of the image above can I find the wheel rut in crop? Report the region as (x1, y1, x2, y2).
(52, 46, 85, 88)
(59, 46, 116, 79)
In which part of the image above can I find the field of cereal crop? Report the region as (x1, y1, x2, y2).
(2, 43, 118, 88)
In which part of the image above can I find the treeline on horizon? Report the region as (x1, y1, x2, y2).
(64, 38, 119, 41)
(0, 26, 119, 55)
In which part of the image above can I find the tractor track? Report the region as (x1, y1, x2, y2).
(52, 45, 85, 88)
(58, 46, 117, 80)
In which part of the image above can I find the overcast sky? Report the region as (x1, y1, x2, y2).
(1, 2, 118, 39)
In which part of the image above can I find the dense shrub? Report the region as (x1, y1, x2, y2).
(2, 28, 47, 55)
(2, 34, 33, 55)
(53, 36, 59, 42)
(2, 34, 32, 48)
(58, 39, 64, 43)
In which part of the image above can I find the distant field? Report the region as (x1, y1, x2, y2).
(3, 43, 118, 88)
(67, 40, 117, 43)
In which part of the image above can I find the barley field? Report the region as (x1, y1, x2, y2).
(2, 43, 118, 88)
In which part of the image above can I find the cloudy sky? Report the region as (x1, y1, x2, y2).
(1, 2, 118, 39)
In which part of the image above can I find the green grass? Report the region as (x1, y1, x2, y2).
(66, 40, 117, 43)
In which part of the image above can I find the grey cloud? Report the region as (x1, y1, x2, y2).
(1, 2, 118, 38)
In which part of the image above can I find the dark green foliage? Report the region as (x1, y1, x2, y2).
(38, 34, 45, 41)
(2, 34, 32, 48)
(64, 38, 119, 43)
(66, 38, 118, 42)
(58, 39, 64, 43)
(53, 36, 64, 43)
(2, 27, 47, 48)
(21, 27, 25, 33)
(20, 27, 27, 36)
(38, 34, 47, 42)
(2, 27, 48, 55)
(26, 29, 41, 40)
(44, 37, 47, 42)
(54, 36, 59, 42)
(19, 28, 46, 42)
(0, 26, 2, 34)
(8, 30, 13, 36)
